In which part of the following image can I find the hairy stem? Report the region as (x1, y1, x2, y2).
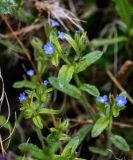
(38, 128, 46, 151)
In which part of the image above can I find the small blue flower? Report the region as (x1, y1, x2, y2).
(43, 80, 49, 86)
(26, 69, 34, 76)
(19, 92, 26, 101)
(97, 95, 108, 103)
(48, 19, 59, 27)
(58, 31, 65, 40)
(0, 155, 7, 160)
(43, 42, 55, 55)
(116, 95, 127, 107)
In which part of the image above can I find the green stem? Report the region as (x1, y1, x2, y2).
(59, 50, 95, 121)
(107, 107, 113, 158)
(38, 128, 46, 151)
(17, 111, 24, 124)
(59, 52, 71, 65)
(74, 74, 95, 121)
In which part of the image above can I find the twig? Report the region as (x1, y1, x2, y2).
(106, 70, 133, 104)
(0, 22, 44, 39)
(1, 15, 39, 76)
(69, 119, 133, 128)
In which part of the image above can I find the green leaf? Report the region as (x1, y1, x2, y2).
(52, 52, 59, 66)
(49, 77, 82, 100)
(15, 155, 25, 160)
(31, 37, 43, 51)
(89, 146, 108, 156)
(80, 83, 100, 97)
(91, 117, 109, 137)
(50, 31, 62, 53)
(61, 125, 92, 158)
(13, 80, 36, 89)
(64, 33, 79, 56)
(112, 105, 120, 117)
(75, 51, 103, 73)
(32, 116, 43, 129)
(77, 124, 92, 145)
(18, 143, 45, 160)
(110, 134, 130, 151)
(38, 108, 60, 115)
(58, 65, 74, 85)
(74, 158, 86, 160)
(62, 136, 79, 156)
(0, 116, 12, 130)
(91, 36, 128, 47)
(113, 0, 133, 28)
(0, 40, 24, 53)
(119, 91, 128, 98)
(0, 0, 17, 14)
(17, 8, 35, 23)
(112, 105, 126, 117)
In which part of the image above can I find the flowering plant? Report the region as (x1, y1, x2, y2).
(0, 0, 132, 159)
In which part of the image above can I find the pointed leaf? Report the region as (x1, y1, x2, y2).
(89, 146, 108, 156)
(58, 65, 74, 85)
(52, 52, 59, 66)
(62, 136, 79, 156)
(49, 77, 82, 100)
(92, 117, 109, 137)
(91, 37, 128, 47)
(113, 0, 132, 28)
(64, 33, 79, 56)
(80, 83, 100, 97)
(75, 51, 103, 73)
(110, 134, 130, 151)
(38, 108, 60, 115)
(13, 80, 36, 89)
(0, 40, 24, 53)
(18, 143, 45, 160)
(32, 116, 43, 129)
(77, 124, 92, 145)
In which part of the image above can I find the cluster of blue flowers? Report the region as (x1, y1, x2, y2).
(18, 80, 49, 101)
(97, 95, 127, 107)
(19, 19, 64, 102)
(43, 19, 65, 55)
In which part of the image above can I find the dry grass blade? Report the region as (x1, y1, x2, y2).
(35, 0, 84, 32)
(106, 70, 133, 104)
(117, 60, 133, 83)
(0, 69, 11, 130)
(0, 22, 44, 39)
(0, 134, 6, 155)
(0, 68, 5, 112)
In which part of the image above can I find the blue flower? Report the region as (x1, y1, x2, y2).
(116, 95, 127, 107)
(19, 92, 26, 101)
(97, 95, 108, 103)
(26, 69, 34, 76)
(43, 80, 49, 86)
(0, 154, 7, 160)
(43, 42, 55, 55)
(48, 19, 59, 27)
(58, 31, 65, 40)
